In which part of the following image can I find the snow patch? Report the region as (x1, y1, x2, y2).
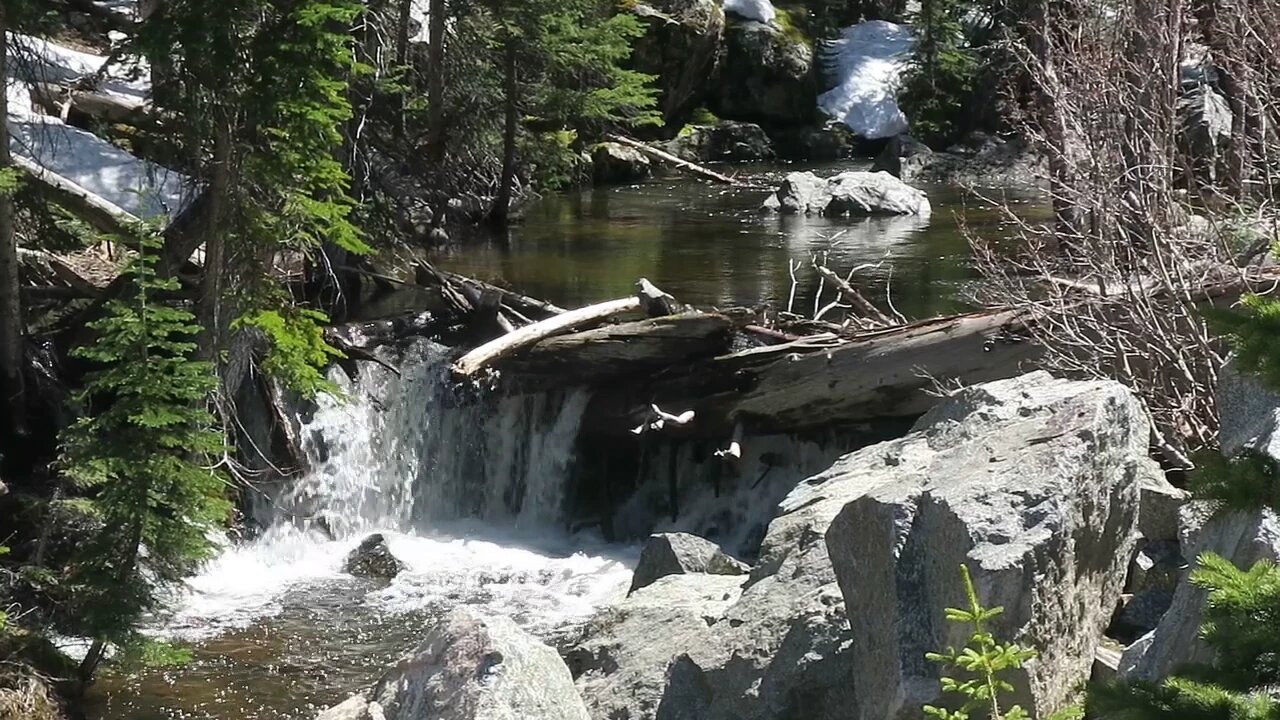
(5, 33, 191, 221)
(725, 0, 776, 24)
(818, 20, 915, 140)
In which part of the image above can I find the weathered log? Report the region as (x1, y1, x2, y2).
(451, 296, 644, 379)
(604, 133, 753, 187)
(429, 266, 567, 318)
(13, 153, 141, 233)
(502, 312, 734, 382)
(30, 82, 146, 123)
(583, 308, 1040, 437)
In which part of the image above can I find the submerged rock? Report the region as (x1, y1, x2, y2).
(592, 142, 653, 185)
(344, 534, 406, 579)
(372, 608, 591, 720)
(629, 532, 748, 593)
(566, 371, 1151, 720)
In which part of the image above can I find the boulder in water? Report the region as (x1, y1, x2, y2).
(629, 532, 748, 593)
(344, 534, 406, 580)
(316, 695, 384, 720)
(371, 608, 591, 720)
(762, 170, 929, 216)
(663, 121, 775, 163)
(592, 142, 652, 185)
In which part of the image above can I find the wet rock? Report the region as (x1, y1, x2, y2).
(711, 17, 817, 126)
(629, 0, 726, 129)
(870, 133, 933, 179)
(825, 171, 930, 216)
(629, 532, 748, 594)
(761, 171, 831, 215)
(875, 131, 1044, 186)
(316, 695, 385, 720)
(592, 142, 653, 185)
(566, 371, 1149, 720)
(663, 121, 775, 163)
(823, 372, 1152, 718)
(373, 608, 591, 720)
(344, 534, 406, 580)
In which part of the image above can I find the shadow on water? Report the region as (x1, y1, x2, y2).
(435, 160, 1048, 319)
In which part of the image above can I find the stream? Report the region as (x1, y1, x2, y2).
(84, 164, 1045, 720)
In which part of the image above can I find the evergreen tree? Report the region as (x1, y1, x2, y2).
(59, 229, 230, 682)
(899, 0, 980, 147)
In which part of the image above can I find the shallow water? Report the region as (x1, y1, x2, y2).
(436, 161, 1046, 319)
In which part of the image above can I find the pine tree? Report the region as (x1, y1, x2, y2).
(1086, 553, 1280, 720)
(899, 0, 979, 147)
(59, 229, 230, 683)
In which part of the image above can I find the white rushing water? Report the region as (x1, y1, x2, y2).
(163, 341, 633, 640)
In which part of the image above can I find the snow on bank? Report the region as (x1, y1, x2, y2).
(818, 20, 915, 139)
(725, 0, 776, 24)
(5, 33, 190, 221)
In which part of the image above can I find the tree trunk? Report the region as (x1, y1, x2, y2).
(425, 0, 446, 153)
(198, 118, 233, 360)
(394, 0, 414, 140)
(491, 40, 519, 227)
(0, 12, 28, 443)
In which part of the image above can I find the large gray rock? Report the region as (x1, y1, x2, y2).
(1120, 505, 1280, 680)
(825, 171, 931, 216)
(825, 372, 1151, 719)
(567, 372, 1150, 720)
(372, 608, 591, 720)
(711, 18, 816, 126)
(1178, 84, 1233, 183)
(1137, 469, 1189, 543)
(630, 533, 748, 593)
(316, 695, 384, 720)
(761, 170, 929, 216)
(1218, 356, 1280, 459)
(630, 0, 725, 130)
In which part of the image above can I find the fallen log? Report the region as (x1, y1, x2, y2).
(450, 278, 677, 379)
(429, 266, 568, 318)
(503, 312, 734, 383)
(30, 81, 147, 123)
(604, 134, 752, 187)
(13, 153, 141, 233)
(582, 308, 1040, 437)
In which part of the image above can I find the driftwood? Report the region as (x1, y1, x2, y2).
(812, 262, 895, 326)
(450, 278, 677, 379)
(503, 312, 734, 382)
(604, 133, 747, 187)
(429, 266, 568, 318)
(581, 308, 1040, 437)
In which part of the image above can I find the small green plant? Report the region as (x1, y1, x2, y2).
(1187, 450, 1280, 514)
(924, 564, 1037, 720)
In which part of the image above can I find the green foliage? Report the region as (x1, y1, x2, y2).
(0, 167, 19, 195)
(924, 564, 1037, 720)
(1188, 450, 1280, 514)
(1209, 293, 1280, 391)
(688, 107, 721, 126)
(115, 637, 195, 671)
(234, 308, 342, 397)
(58, 229, 230, 650)
(1085, 553, 1280, 720)
(899, 0, 980, 147)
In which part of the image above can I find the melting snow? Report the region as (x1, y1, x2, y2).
(5, 33, 190, 221)
(724, 0, 776, 24)
(818, 20, 915, 139)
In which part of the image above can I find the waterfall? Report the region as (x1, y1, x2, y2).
(166, 340, 625, 640)
(259, 340, 591, 538)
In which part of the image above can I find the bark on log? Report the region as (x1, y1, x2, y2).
(502, 312, 733, 382)
(583, 308, 1040, 437)
(604, 133, 754, 187)
(451, 296, 644, 379)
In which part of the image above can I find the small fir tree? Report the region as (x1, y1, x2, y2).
(59, 229, 230, 682)
(899, 0, 979, 147)
(924, 564, 1038, 720)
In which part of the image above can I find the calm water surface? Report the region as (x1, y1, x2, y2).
(435, 161, 1045, 319)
